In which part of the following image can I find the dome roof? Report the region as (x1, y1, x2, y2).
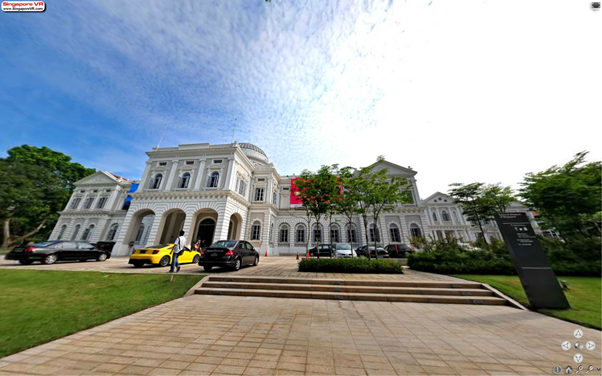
(239, 143, 269, 164)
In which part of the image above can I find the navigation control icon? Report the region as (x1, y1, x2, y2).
(575, 342, 584, 350)
(554, 366, 562, 374)
(562, 341, 572, 351)
(585, 341, 595, 351)
(585, 365, 593, 374)
(574, 329, 584, 339)
(573, 353, 583, 363)
(576, 365, 584, 374)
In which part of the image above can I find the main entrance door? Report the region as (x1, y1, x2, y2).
(197, 218, 216, 248)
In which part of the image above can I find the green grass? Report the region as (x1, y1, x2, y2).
(0, 270, 203, 357)
(455, 275, 601, 330)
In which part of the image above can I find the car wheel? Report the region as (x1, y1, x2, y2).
(19, 259, 33, 265)
(253, 256, 259, 266)
(158, 256, 170, 267)
(203, 266, 213, 271)
(232, 258, 241, 271)
(192, 255, 200, 264)
(43, 254, 58, 265)
(97, 253, 108, 262)
(132, 261, 144, 268)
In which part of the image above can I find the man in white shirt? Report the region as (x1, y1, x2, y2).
(169, 230, 187, 273)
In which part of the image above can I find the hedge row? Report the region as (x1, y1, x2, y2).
(298, 258, 404, 274)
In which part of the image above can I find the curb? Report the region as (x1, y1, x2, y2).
(185, 275, 211, 297)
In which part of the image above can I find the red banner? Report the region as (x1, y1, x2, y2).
(290, 178, 303, 207)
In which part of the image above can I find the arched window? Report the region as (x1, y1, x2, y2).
(150, 174, 163, 190)
(330, 224, 340, 243)
(82, 224, 95, 241)
(135, 224, 145, 242)
(106, 223, 119, 241)
(279, 224, 289, 243)
(389, 224, 401, 243)
(442, 210, 450, 222)
(295, 224, 306, 243)
(432, 211, 438, 222)
(410, 224, 422, 238)
(369, 224, 381, 243)
(312, 224, 323, 243)
(178, 172, 191, 189)
(57, 225, 67, 240)
(452, 210, 458, 222)
(250, 221, 261, 240)
(71, 224, 81, 240)
(208, 172, 219, 188)
(346, 224, 358, 244)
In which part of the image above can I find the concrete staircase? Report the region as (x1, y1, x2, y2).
(195, 276, 509, 305)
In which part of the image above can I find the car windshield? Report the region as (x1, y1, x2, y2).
(147, 244, 166, 249)
(31, 241, 59, 247)
(211, 241, 238, 248)
(336, 244, 351, 250)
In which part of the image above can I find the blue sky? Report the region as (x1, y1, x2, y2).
(1, 0, 600, 197)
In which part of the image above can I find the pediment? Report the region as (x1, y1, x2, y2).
(75, 171, 125, 186)
(369, 160, 417, 177)
(422, 191, 454, 205)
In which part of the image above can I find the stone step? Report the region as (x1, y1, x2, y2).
(201, 281, 494, 296)
(207, 276, 484, 289)
(194, 288, 507, 305)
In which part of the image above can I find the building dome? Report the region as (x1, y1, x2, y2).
(239, 143, 269, 165)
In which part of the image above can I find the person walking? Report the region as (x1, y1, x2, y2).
(169, 230, 187, 273)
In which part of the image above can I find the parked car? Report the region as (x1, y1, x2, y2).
(458, 243, 481, 252)
(385, 244, 414, 258)
(198, 240, 259, 271)
(94, 241, 115, 253)
(308, 244, 334, 257)
(355, 245, 389, 258)
(333, 243, 357, 258)
(5, 241, 110, 265)
(129, 244, 200, 268)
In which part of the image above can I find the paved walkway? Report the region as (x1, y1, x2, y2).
(1, 295, 600, 376)
(0, 257, 464, 282)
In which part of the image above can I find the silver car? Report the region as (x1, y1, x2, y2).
(334, 243, 357, 258)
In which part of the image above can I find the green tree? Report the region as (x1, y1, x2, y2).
(335, 166, 364, 257)
(482, 184, 515, 212)
(0, 145, 95, 248)
(520, 151, 601, 239)
(294, 165, 340, 259)
(448, 182, 495, 244)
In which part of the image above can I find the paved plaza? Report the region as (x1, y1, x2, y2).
(1, 257, 600, 375)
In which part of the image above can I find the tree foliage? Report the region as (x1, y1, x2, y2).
(520, 151, 601, 238)
(0, 145, 95, 248)
(448, 182, 496, 243)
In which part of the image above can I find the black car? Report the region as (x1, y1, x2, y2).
(5, 241, 111, 265)
(385, 244, 413, 258)
(355, 245, 389, 258)
(308, 244, 334, 257)
(199, 240, 259, 271)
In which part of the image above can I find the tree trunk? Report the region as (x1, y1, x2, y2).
(373, 214, 379, 259)
(316, 218, 321, 260)
(362, 216, 371, 260)
(348, 217, 354, 258)
(2, 218, 11, 249)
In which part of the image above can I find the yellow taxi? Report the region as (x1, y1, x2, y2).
(128, 244, 201, 268)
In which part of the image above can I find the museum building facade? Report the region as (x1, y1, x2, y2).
(50, 142, 521, 256)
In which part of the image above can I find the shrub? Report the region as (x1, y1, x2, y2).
(407, 250, 516, 275)
(298, 258, 403, 274)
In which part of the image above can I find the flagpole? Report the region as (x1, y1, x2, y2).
(156, 124, 167, 149)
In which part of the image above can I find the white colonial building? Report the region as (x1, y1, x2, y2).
(50, 142, 538, 256)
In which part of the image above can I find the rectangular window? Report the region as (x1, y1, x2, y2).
(251, 224, 261, 240)
(296, 228, 305, 243)
(70, 198, 81, 209)
(96, 197, 107, 209)
(213, 159, 222, 164)
(238, 180, 246, 196)
(273, 192, 277, 204)
(84, 197, 95, 209)
(347, 229, 357, 244)
(279, 228, 288, 243)
(254, 188, 264, 201)
(185, 161, 194, 165)
(390, 228, 401, 242)
(313, 229, 322, 243)
(105, 189, 111, 193)
(330, 228, 340, 243)
(257, 178, 265, 182)
(159, 162, 167, 166)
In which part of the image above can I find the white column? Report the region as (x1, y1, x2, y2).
(379, 217, 388, 244)
(399, 216, 408, 243)
(224, 158, 235, 191)
(92, 219, 110, 242)
(164, 160, 179, 191)
(105, 188, 121, 211)
(139, 161, 152, 191)
(213, 208, 230, 242)
(146, 214, 164, 247)
(181, 212, 193, 248)
(193, 160, 205, 190)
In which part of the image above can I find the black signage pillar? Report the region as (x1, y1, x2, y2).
(494, 212, 570, 309)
